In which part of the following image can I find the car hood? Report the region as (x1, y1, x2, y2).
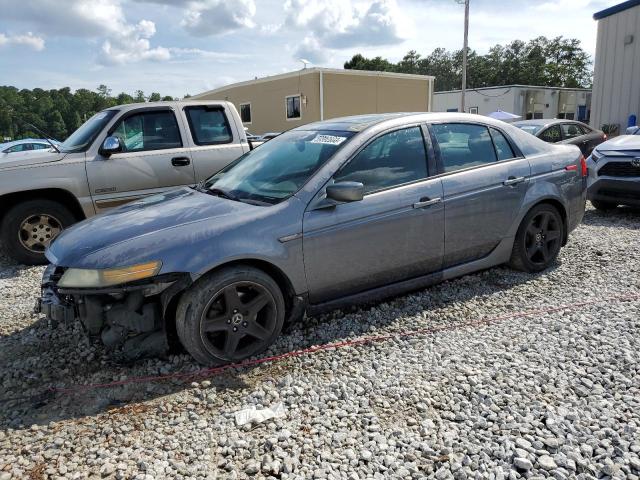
(595, 135, 640, 152)
(48, 187, 272, 268)
(0, 150, 67, 169)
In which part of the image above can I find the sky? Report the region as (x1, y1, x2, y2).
(0, 0, 612, 98)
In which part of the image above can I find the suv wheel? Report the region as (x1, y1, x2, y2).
(591, 200, 617, 211)
(176, 266, 285, 366)
(509, 204, 564, 273)
(1, 200, 76, 265)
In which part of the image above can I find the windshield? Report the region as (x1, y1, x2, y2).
(204, 129, 355, 204)
(514, 124, 544, 135)
(60, 110, 118, 153)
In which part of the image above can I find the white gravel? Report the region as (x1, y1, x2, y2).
(1, 204, 639, 479)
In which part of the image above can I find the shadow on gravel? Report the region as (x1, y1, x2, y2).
(582, 205, 640, 229)
(0, 260, 551, 430)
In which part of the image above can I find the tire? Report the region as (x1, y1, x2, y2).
(591, 200, 617, 211)
(1, 199, 76, 265)
(509, 204, 564, 273)
(176, 266, 286, 366)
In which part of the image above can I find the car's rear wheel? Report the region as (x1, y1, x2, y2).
(509, 204, 564, 273)
(591, 200, 617, 211)
(176, 266, 285, 366)
(1, 199, 76, 265)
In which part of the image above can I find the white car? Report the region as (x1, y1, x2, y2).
(586, 133, 640, 210)
(0, 138, 60, 154)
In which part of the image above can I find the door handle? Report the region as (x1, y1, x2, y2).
(413, 197, 442, 209)
(171, 157, 191, 166)
(503, 176, 525, 186)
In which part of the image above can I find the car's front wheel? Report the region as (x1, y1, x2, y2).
(176, 266, 285, 366)
(509, 204, 564, 273)
(591, 200, 617, 211)
(1, 199, 76, 265)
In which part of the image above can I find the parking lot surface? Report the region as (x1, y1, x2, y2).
(0, 205, 639, 479)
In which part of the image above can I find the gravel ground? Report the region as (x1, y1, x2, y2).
(1, 204, 639, 480)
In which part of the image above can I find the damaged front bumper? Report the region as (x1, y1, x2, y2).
(35, 263, 192, 360)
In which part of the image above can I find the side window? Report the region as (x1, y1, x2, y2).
(286, 95, 301, 120)
(489, 128, 516, 160)
(240, 103, 251, 124)
(185, 106, 232, 145)
(334, 127, 428, 194)
(431, 123, 497, 173)
(539, 125, 562, 143)
(578, 125, 592, 135)
(33, 143, 49, 150)
(6, 144, 25, 153)
(112, 110, 182, 152)
(561, 123, 581, 139)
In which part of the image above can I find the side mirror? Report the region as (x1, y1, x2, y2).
(326, 181, 364, 203)
(100, 136, 122, 156)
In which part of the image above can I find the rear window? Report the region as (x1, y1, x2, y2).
(431, 123, 497, 173)
(185, 106, 233, 145)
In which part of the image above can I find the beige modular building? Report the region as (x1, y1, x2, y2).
(192, 68, 435, 135)
(591, 0, 640, 133)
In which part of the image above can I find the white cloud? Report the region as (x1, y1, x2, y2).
(293, 36, 328, 64)
(0, 32, 45, 51)
(283, 0, 407, 62)
(0, 0, 172, 64)
(181, 0, 256, 36)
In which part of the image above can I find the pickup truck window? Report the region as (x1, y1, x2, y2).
(60, 110, 118, 153)
(185, 106, 233, 145)
(112, 110, 182, 152)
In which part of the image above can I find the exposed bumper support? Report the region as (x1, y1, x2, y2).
(36, 268, 192, 361)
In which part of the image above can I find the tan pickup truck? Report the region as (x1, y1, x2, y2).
(0, 101, 251, 264)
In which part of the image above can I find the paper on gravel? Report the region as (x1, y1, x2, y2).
(235, 402, 286, 426)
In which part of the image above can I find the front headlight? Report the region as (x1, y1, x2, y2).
(590, 150, 602, 162)
(58, 261, 162, 288)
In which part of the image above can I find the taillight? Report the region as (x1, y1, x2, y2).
(603, 134, 608, 140)
(580, 155, 587, 177)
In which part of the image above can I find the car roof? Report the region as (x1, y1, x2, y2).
(513, 119, 589, 128)
(111, 100, 234, 113)
(296, 112, 522, 133)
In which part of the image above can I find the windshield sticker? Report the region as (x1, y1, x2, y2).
(310, 134, 347, 146)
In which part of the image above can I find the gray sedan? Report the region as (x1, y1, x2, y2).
(39, 113, 587, 365)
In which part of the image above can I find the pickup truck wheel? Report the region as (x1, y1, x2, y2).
(509, 204, 563, 273)
(176, 266, 285, 366)
(1, 200, 76, 265)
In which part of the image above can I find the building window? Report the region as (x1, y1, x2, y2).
(469, 106, 478, 114)
(286, 95, 301, 120)
(239, 103, 251, 124)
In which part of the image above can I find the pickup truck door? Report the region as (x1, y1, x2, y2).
(86, 106, 196, 212)
(181, 104, 249, 182)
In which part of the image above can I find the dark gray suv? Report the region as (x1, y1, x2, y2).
(38, 113, 587, 365)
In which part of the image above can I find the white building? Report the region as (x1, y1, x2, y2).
(591, 0, 640, 133)
(433, 85, 591, 121)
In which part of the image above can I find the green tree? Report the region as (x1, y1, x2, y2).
(148, 92, 162, 102)
(134, 90, 146, 102)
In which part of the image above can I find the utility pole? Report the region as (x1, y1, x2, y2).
(460, 0, 469, 113)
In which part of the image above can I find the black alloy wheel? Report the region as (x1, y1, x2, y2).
(176, 266, 285, 366)
(200, 282, 277, 361)
(524, 210, 562, 267)
(509, 204, 564, 273)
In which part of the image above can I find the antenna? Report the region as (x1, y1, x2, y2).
(300, 58, 311, 69)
